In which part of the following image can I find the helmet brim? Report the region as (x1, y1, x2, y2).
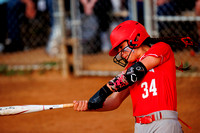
(109, 49, 117, 56)
(109, 45, 118, 56)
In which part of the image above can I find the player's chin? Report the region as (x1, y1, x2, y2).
(127, 59, 134, 64)
(128, 56, 137, 63)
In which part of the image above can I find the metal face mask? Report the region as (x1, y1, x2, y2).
(113, 46, 134, 67)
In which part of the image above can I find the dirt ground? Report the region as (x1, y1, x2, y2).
(0, 72, 199, 133)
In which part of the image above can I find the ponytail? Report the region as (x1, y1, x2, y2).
(143, 36, 197, 71)
(146, 37, 197, 48)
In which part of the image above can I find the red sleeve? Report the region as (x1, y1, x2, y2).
(140, 42, 172, 64)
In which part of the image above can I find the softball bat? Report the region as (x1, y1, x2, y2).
(0, 103, 74, 116)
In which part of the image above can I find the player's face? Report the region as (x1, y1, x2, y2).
(113, 41, 140, 67)
(117, 41, 138, 63)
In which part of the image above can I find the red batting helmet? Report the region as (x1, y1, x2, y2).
(109, 20, 150, 56)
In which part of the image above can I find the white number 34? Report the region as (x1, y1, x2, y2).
(141, 79, 158, 99)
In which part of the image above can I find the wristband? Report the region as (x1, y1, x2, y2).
(88, 84, 113, 110)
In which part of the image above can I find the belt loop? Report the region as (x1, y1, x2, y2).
(156, 111, 162, 120)
(156, 112, 159, 120)
(153, 111, 162, 120)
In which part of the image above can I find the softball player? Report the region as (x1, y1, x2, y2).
(73, 20, 194, 133)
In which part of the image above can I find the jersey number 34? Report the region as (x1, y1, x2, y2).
(142, 79, 158, 99)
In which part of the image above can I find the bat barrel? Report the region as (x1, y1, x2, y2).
(0, 103, 74, 116)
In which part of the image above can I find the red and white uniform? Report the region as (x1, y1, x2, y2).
(129, 42, 177, 116)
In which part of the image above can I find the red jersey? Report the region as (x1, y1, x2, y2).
(129, 42, 177, 116)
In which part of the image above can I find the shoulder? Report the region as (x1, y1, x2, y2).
(139, 42, 173, 63)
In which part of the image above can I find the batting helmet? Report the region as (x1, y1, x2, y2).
(109, 20, 150, 56)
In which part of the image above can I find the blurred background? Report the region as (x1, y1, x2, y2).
(0, 0, 199, 77)
(0, 0, 200, 133)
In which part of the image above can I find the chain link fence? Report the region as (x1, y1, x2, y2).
(0, 0, 67, 76)
(0, 0, 199, 77)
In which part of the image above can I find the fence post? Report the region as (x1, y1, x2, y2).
(70, 0, 82, 76)
(58, 0, 69, 77)
(143, 0, 153, 36)
(129, 0, 138, 21)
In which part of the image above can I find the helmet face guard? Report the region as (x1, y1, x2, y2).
(109, 20, 150, 56)
(113, 46, 134, 67)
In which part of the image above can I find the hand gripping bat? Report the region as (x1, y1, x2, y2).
(0, 103, 74, 116)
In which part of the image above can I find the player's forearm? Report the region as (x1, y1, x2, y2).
(88, 62, 147, 110)
(88, 87, 130, 111)
(91, 95, 121, 111)
(73, 96, 120, 112)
